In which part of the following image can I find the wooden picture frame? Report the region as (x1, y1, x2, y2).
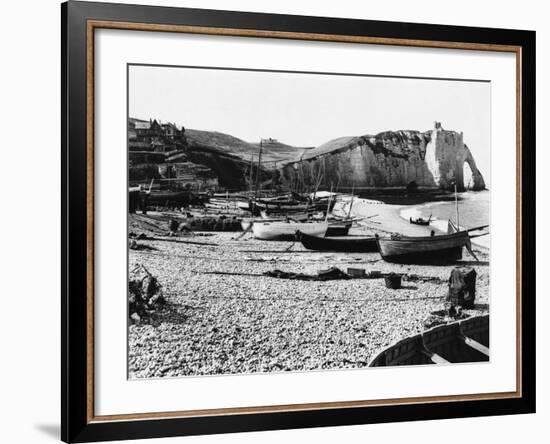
(62, 1, 536, 442)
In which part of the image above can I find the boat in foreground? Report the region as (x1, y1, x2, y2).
(369, 314, 489, 366)
(253, 221, 328, 241)
(296, 230, 378, 252)
(376, 230, 475, 264)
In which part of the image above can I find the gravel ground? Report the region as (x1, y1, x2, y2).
(128, 226, 490, 379)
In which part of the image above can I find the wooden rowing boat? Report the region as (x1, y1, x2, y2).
(376, 230, 474, 264)
(254, 199, 334, 213)
(409, 214, 431, 226)
(368, 314, 489, 366)
(240, 216, 298, 232)
(296, 231, 378, 252)
(252, 221, 328, 241)
(259, 210, 315, 220)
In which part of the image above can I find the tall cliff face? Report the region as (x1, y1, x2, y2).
(425, 122, 485, 190)
(280, 122, 486, 191)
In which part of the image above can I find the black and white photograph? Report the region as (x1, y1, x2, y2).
(0, 0, 542, 442)
(127, 65, 491, 378)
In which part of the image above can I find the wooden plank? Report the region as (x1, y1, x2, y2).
(429, 353, 450, 365)
(465, 224, 489, 232)
(463, 336, 490, 357)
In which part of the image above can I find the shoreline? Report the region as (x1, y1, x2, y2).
(397, 194, 490, 249)
(337, 196, 489, 251)
(337, 198, 441, 237)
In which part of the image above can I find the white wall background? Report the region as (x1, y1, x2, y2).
(0, 1, 546, 443)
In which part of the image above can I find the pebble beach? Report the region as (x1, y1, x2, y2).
(128, 199, 490, 379)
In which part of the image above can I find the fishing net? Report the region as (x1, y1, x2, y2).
(128, 264, 165, 322)
(448, 267, 477, 308)
(263, 267, 349, 281)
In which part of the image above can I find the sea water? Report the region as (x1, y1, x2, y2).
(400, 190, 491, 248)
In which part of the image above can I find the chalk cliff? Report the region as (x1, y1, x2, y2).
(280, 122, 486, 191)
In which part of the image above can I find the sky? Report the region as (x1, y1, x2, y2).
(129, 65, 491, 184)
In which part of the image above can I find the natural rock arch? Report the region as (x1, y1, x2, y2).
(463, 161, 474, 190)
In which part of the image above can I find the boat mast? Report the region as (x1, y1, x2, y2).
(455, 182, 460, 231)
(248, 153, 254, 194)
(325, 184, 333, 222)
(254, 139, 263, 202)
(347, 184, 355, 219)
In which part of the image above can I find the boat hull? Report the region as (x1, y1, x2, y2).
(296, 231, 378, 252)
(325, 221, 352, 237)
(253, 222, 328, 241)
(241, 219, 253, 232)
(409, 217, 430, 226)
(381, 246, 463, 264)
(369, 315, 489, 367)
(241, 217, 289, 232)
(259, 210, 313, 220)
(377, 231, 471, 264)
(148, 190, 191, 205)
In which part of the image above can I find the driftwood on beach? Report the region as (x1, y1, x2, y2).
(196, 268, 446, 284)
(134, 236, 219, 247)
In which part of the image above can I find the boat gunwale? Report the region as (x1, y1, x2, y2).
(377, 231, 471, 243)
(368, 314, 490, 367)
(297, 231, 377, 243)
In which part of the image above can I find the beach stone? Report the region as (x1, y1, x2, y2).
(128, 216, 490, 378)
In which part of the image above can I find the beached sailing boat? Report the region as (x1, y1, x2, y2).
(376, 230, 475, 264)
(252, 185, 335, 240)
(252, 221, 328, 240)
(377, 184, 487, 264)
(325, 189, 355, 236)
(296, 230, 378, 252)
(241, 212, 313, 232)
